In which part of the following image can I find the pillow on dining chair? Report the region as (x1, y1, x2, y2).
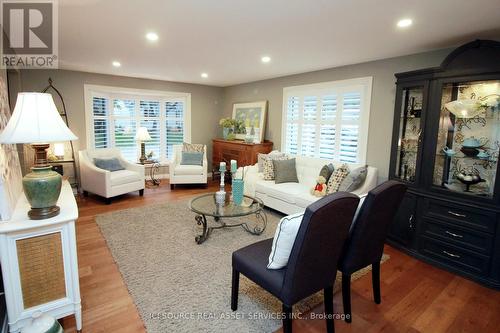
(267, 212, 304, 269)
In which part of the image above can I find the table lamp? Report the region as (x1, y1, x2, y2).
(135, 127, 151, 164)
(0, 92, 77, 220)
(54, 143, 65, 160)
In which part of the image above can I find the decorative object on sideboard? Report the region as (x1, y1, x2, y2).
(135, 127, 152, 164)
(244, 125, 255, 143)
(219, 117, 238, 140)
(232, 101, 267, 143)
(20, 311, 63, 333)
(0, 92, 78, 220)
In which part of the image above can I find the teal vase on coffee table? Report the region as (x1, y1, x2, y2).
(232, 179, 244, 205)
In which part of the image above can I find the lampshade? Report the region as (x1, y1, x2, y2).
(0, 92, 77, 144)
(444, 99, 483, 119)
(135, 127, 151, 141)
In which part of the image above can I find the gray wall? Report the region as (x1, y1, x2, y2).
(9, 47, 455, 182)
(9, 69, 223, 166)
(222, 48, 452, 181)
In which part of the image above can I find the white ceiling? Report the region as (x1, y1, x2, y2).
(58, 0, 500, 87)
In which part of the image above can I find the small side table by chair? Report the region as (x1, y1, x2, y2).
(138, 160, 162, 187)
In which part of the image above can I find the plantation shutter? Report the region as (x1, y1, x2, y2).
(165, 101, 184, 159)
(319, 94, 337, 159)
(140, 100, 161, 160)
(92, 97, 109, 149)
(284, 96, 300, 155)
(87, 87, 190, 163)
(113, 99, 137, 161)
(282, 78, 370, 164)
(338, 92, 361, 163)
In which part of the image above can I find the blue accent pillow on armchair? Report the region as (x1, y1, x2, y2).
(180, 152, 204, 166)
(93, 157, 125, 172)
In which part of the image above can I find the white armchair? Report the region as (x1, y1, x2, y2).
(169, 145, 208, 189)
(79, 148, 145, 204)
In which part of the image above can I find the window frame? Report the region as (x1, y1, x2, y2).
(84, 84, 191, 163)
(281, 77, 372, 164)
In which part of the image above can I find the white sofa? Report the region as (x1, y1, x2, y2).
(79, 148, 145, 203)
(169, 144, 208, 189)
(241, 156, 378, 215)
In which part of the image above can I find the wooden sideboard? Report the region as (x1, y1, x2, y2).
(212, 139, 273, 170)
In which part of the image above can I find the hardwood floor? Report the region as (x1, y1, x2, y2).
(60, 181, 500, 333)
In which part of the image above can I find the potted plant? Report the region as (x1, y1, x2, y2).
(219, 118, 237, 140)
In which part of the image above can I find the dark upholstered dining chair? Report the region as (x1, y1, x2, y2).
(231, 192, 360, 333)
(338, 180, 407, 323)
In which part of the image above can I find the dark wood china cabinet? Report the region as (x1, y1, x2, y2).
(388, 40, 500, 289)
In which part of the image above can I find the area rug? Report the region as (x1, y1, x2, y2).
(95, 200, 389, 333)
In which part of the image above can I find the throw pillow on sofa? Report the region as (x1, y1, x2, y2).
(258, 151, 287, 172)
(326, 163, 350, 194)
(273, 158, 299, 184)
(268, 212, 304, 269)
(93, 157, 124, 172)
(339, 165, 367, 192)
(319, 163, 335, 182)
(263, 155, 288, 180)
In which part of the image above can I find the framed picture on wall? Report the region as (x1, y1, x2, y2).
(232, 101, 267, 143)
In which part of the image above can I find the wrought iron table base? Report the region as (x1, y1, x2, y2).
(146, 162, 161, 187)
(194, 211, 267, 244)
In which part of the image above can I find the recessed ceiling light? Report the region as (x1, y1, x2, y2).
(201, 73, 208, 78)
(146, 32, 159, 41)
(397, 18, 413, 28)
(112, 61, 121, 67)
(261, 56, 271, 63)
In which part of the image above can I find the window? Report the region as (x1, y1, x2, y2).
(84, 85, 191, 162)
(282, 77, 372, 164)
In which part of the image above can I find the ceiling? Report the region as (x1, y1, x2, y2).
(58, 0, 500, 87)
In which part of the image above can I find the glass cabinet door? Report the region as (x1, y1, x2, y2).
(394, 86, 425, 183)
(432, 80, 500, 197)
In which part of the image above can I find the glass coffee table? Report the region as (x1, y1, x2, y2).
(188, 193, 267, 244)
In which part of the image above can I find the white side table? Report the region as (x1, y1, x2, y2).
(0, 181, 82, 332)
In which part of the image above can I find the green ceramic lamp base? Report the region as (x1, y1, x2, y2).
(23, 144, 63, 220)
